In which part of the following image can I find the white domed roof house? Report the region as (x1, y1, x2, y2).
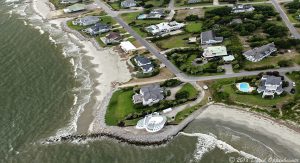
(136, 112, 167, 133)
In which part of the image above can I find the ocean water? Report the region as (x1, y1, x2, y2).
(1, 1, 299, 163)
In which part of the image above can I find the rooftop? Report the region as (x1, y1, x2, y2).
(203, 46, 228, 58)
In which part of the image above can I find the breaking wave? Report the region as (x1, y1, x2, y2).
(180, 132, 263, 162)
(6, 0, 94, 140)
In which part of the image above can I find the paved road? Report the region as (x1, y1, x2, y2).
(178, 66, 300, 82)
(94, 0, 300, 82)
(271, 0, 300, 39)
(168, 0, 175, 10)
(94, 0, 182, 75)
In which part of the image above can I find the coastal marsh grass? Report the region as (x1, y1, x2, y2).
(105, 89, 136, 126)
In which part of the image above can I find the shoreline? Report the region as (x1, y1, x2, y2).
(25, 0, 300, 153)
(197, 104, 300, 156)
(30, 0, 132, 134)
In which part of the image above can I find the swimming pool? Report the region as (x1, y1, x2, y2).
(238, 82, 251, 92)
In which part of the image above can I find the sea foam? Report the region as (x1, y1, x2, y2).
(180, 132, 263, 162)
(8, 1, 94, 142)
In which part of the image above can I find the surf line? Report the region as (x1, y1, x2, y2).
(179, 132, 263, 162)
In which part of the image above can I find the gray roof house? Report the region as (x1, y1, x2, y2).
(133, 84, 164, 106)
(138, 9, 165, 19)
(134, 56, 151, 66)
(72, 16, 100, 26)
(134, 56, 154, 73)
(83, 23, 111, 35)
(121, 0, 136, 8)
(188, 0, 202, 4)
(63, 4, 86, 13)
(103, 32, 122, 45)
(232, 4, 255, 13)
(60, 0, 80, 4)
(140, 64, 154, 74)
(243, 43, 277, 62)
(257, 75, 283, 98)
(200, 30, 223, 45)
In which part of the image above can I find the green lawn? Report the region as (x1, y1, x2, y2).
(210, 78, 294, 108)
(108, 1, 121, 10)
(105, 89, 136, 126)
(296, 54, 300, 65)
(49, 0, 68, 9)
(185, 22, 202, 33)
(155, 34, 196, 49)
(174, 104, 200, 123)
(175, 0, 212, 7)
(66, 20, 86, 31)
(223, 84, 292, 107)
(145, 0, 167, 7)
(121, 12, 165, 25)
(287, 71, 300, 101)
(243, 54, 296, 70)
(176, 83, 199, 99)
(120, 12, 165, 37)
(101, 16, 117, 25)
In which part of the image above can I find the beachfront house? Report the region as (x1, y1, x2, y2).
(202, 46, 228, 59)
(102, 32, 122, 45)
(132, 84, 164, 106)
(136, 112, 167, 133)
(60, 0, 80, 4)
(120, 41, 136, 53)
(232, 4, 255, 13)
(63, 4, 86, 13)
(257, 75, 283, 98)
(137, 9, 165, 20)
(188, 0, 202, 4)
(134, 56, 154, 74)
(200, 30, 223, 45)
(145, 21, 185, 35)
(72, 16, 100, 26)
(83, 23, 111, 35)
(242, 43, 277, 62)
(121, 0, 137, 8)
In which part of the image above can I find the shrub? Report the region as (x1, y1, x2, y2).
(144, 4, 154, 8)
(161, 79, 183, 87)
(278, 60, 293, 67)
(185, 15, 200, 21)
(175, 91, 189, 100)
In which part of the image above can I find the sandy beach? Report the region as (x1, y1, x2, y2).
(29, 0, 300, 154)
(31, 0, 132, 134)
(197, 104, 300, 156)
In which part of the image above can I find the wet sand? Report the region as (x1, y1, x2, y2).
(197, 104, 300, 157)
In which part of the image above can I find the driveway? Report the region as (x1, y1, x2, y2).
(162, 82, 205, 118)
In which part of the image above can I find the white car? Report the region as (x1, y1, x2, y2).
(293, 82, 296, 87)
